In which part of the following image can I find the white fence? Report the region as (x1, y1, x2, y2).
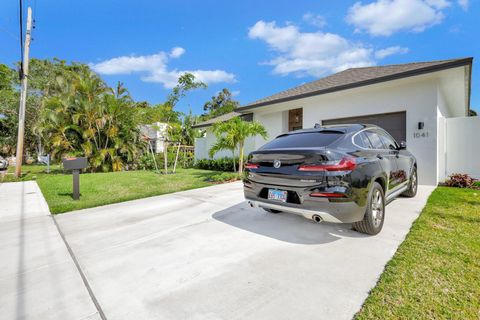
(445, 116, 480, 179)
(194, 131, 256, 160)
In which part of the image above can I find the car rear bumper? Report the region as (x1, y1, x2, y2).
(244, 180, 367, 223)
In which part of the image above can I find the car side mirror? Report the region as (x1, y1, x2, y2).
(398, 141, 407, 150)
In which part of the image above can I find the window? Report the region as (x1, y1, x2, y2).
(364, 130, 386, 149)
(377, 130, 398, 150)
(354, 131, 373, 149)
(260, 131, 344, 149)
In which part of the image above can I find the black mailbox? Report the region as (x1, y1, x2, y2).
(62, 157, 88, 200)
(62, 157, 88, 170)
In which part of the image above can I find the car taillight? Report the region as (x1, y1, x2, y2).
(245, 163, 259, 169)
(298, 157, 356, 172)
(309, 192, 346, 198)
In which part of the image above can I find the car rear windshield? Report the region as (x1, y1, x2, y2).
(260, 131, 344, 149)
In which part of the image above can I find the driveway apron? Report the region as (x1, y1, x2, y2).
(55, 181, 435, 320)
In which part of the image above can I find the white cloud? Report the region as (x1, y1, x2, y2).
(457, 0, 469, 10)
(169, 47, 185, 58)
(346, 0, 450, 36)
(231, 90, 240, 97)
(374, 46, 409, 59)
(302, 13, 327, 28)
(91, 48, 236, 89)
(249, 20, 382, 77)
(188, 70, 236, 84)
(92, 52, 169, 75)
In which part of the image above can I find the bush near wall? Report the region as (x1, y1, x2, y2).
(445, 173, 478, 189)
(195, 157, 245, 172)
(208, 172, 240, 183)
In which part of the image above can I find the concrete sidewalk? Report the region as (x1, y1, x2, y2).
(56, 182, 435, 320)
(0, 181, 100, 320)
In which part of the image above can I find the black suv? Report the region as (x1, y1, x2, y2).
(243, 124, 417, 235)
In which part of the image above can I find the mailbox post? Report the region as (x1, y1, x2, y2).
(62, 157, 88, 200)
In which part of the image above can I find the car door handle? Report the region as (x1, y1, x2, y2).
(376, 154, 383, 159)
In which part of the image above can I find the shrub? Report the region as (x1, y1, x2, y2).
(445, 173, 477, 188)
(209, 172, 239, 183)
(137, 154, 163, 170)
(195, 157, 245, 172)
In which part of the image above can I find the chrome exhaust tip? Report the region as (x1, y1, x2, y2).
(312, 214, 323, 223)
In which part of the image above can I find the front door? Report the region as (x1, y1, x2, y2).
(288, 108, 303, 132)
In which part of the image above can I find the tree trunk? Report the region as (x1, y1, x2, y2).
(163, 141, 168, 174)
(232, 149, 236, 172)
(173, 142, 181, 173)
(238, 141, 244, 176)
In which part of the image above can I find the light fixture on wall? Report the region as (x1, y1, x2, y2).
(418, 122, 424, 130)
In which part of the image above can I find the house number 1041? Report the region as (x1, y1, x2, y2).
(413, 132, 429, 139)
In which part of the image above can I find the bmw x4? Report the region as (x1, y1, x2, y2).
(243, 124, 417, 235)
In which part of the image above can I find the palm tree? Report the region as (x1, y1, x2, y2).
(37, 68, 145, 172)
(210, 117, 267, 175)
(209, 135, 237, 172)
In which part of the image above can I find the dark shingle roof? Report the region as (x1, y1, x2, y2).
(238, 57, 472, 110)
(192, 111, 241, 129)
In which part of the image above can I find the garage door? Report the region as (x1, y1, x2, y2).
(322, 111, 406, 143)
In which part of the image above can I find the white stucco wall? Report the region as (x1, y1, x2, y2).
(249, 76, 441, 185)
(253, 111, 288, 148)
(436, 87, 450, 182)
(445, 116, 480, 179)
(194, 127, 255, 160)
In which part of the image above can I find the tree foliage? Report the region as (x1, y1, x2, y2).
(36, 67, 145, 172)
(201, 88, 238, 121)
(0, 63, 40, 156)
(0, 58, 208, 172)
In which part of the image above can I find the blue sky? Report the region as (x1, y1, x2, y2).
(1, 0, 479, 114)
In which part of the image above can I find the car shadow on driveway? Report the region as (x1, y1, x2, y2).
(212, 201, 369, 245)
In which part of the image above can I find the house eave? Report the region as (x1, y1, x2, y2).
(237, 57, 474, 112)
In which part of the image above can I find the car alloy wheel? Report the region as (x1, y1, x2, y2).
(352, 182, 385, 235)
(411, 170, 417, 194)
(371, 189, 384, 228)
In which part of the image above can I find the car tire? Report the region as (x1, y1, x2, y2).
(353, 182, 385, 235)
(263, 208, 282, 214)
(402, 167, 418, 198)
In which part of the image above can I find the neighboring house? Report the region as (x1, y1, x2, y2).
(139, 122, 168, 153)
(194, 57, 479, 185)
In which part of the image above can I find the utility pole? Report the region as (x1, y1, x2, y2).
(15, 7, 33, 178)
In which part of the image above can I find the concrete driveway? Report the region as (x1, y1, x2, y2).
(50, 181, 434, 320)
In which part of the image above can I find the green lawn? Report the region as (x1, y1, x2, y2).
(1, 165, 222, 214)
(356, 186, 480, 319)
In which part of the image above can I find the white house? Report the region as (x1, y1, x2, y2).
(139, 122, 168, 153)
(194, 58, 479, 185)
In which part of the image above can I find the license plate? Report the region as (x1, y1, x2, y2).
(268, 189, 287, 202)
